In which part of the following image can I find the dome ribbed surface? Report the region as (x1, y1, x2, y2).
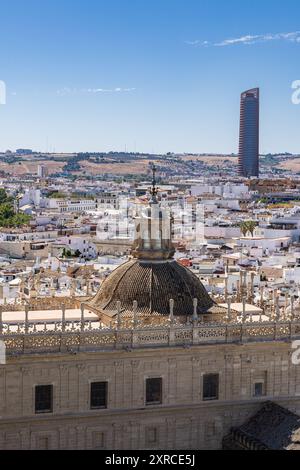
(90, 259, 215, 316)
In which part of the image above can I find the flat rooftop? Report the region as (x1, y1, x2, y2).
(2, 309, 98, 323)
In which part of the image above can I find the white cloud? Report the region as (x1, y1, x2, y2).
(84, 87, 136, 93)
(216, 34, 263, 46)
(185, 40, 210, 47)
(56, 87, 136, 96)
(186, 31, 300, 47)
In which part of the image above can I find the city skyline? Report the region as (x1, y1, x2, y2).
(0, 0, 300, 154)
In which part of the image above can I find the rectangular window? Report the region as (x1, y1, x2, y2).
(93, 432, 105, 449)
(146, 427, 158, 446)
(35, 385, 53, 414)
(203, 374, 219, 401)
(146, 378, 162, 405)
(90, 382, 108, 409)
(254, 382, 265, 397)
(37, 437, 50, 450)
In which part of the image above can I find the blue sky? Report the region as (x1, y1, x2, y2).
(0, 0, 300, 154)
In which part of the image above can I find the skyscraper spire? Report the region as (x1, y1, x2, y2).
(238, 88, 260, 178)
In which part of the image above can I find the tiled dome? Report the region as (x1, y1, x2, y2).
(89, 166, 222, 318)
(89, 258, 216, 316)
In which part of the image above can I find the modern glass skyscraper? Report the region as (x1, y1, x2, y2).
(238, 88, 260, 178)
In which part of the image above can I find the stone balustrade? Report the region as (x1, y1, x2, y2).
(1, 318, 299, 356)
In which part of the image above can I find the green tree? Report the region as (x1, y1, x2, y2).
(240, 221, 249, 237)
(247, 220, 258, 237)
(0, 190, 31, 228)
(0, 203, 14, 220)
(0, 189, 10, 204)
(239, 220, 258, 237)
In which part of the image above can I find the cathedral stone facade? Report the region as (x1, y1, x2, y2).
(1, 340, 300, 450)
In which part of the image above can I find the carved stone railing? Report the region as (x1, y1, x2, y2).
(1, 297, 81, 311)
(1, 319, 300, 356)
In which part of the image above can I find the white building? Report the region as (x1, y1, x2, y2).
(19, 189, 41, 208)
(238, 236, 291, 254)
(37, 165, 47, 178)
(43, 198, 96, 213)
(52, 236, 97, 259)
(191, 183, 250, 199)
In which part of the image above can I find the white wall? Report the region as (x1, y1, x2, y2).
(284, 267, 300, 284)
(205, 227, 241, 239)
